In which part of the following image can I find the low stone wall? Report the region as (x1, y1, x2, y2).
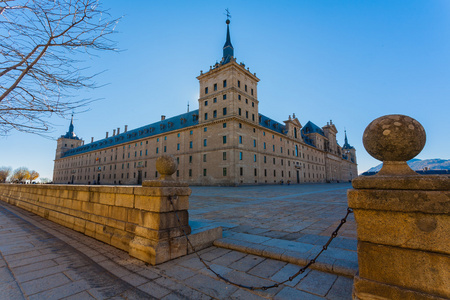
(0, 183, 194, 265)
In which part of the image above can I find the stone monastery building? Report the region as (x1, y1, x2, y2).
(53, 18, 357, 186)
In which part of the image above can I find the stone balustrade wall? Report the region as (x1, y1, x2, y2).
(0, 183, 192, 265)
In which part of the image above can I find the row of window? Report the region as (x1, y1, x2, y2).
(204, 80, 254, 96)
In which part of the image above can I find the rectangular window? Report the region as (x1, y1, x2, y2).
(155, 171, 158, 178)
(264, 169, 267, 177)
(190, 130, 193, 135)
(251, 88, 254, 95)
(189, 169, 192, 177)
(205, 100, 208, 106)
(204, 127, 207, 132)
(238, 95, 241, 100)
(203, 139, 207, 147)
(223, 122, 227, 128)
(204, 113, 208, 120)
(223, 136, 227, 144)
(254, 154, 257, 162)
(203, 169, 207, 176)
(264, 142, 266, 149)
(252, 102, 254, 107)
(253, 139, 256, 147)
(273, 145, 275, 152)
(176, 170, 179, 177)
(214, 83, 217, 91)
(223, 107, 227, 116)
(239, 136, 242, 144)
(164, 146, 166, 152)
(238, 108, 242, 116)
(252, 114, 255, 121)
(156, 147, 159, 154)
(140, 150, 142, 156)
(223, 80, 227, 88)
(203, 154, 207, 162)
(254, 169, 257, 176)
(223, 152, 227, 160)
(240, 167, 243, 176)
(246, 111, 249, 118)
(189, 156, 192, 163)
(189, 141, 193, 149)
(214, 97, 217, 103)
(145, 149, 148, 155)
(238, 80, 241, 88)
(245, 85, 248, 92)
(239, 152, 243, 160)
(223, 168, 227, 176)
(205, 87, 208, 94)
(177, 143, 180, 150)
(213, 110, 217, 118)
(223, 94, 227, 100)
(264, 156, 266, 163)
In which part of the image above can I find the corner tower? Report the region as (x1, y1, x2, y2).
(55, 115, 84, 160)
(197, 17, 260, 125)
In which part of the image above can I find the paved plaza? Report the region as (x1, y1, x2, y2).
(0, 183, 356, 299)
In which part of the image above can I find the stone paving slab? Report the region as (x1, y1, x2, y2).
(0, 184, 354, 299)
(190, 183, 358, 277)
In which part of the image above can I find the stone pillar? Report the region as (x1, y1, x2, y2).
(348, 115, 450, 299)
(128, 155, 192, 265)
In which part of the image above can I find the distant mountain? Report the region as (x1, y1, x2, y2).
(366, 158, 450, 173)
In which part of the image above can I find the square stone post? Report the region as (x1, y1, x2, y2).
(348, 115, 450, 299)
(128, 155, 192, 265)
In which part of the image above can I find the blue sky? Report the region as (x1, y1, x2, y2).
(1, 0, 449, 180)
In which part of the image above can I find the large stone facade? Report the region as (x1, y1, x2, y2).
(53, 19, 357, 186)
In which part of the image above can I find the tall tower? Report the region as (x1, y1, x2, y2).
(197, 17, 260, 125)
(55, 115, 83, 160)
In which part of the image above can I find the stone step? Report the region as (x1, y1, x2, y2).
(213, 236, 358, 278)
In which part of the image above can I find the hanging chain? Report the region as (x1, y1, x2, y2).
(168, 196, 353, 291)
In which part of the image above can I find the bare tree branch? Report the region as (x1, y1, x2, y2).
(0, 0, 120, 135)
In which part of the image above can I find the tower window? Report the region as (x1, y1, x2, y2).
(204, 113, 208, 120)
(223, 80, 227, 88)
(245, 85, 247, 92)
(251, 88, 254, 95)
(238, 80, 240, 88)
(205, 100, 208, 106)
(223, 94, 227, 100)
(239, 152, 243, 160)
(223, 136, 227, 144)
(223, 152, 227, 160)
(240, 167, 243, 176)
(214, 83, 217, 91)
(239, 136, 242, 144)
(238, 108, 242, 116)
(213, 110, 217, 118)
(223, 107, 227, 116)
(203, 139, 207, 147)
(223, 168, 227, 176)
(213, 97, 217, 103)
(238, 95, 241, 100)
(205, 87, 208, 94)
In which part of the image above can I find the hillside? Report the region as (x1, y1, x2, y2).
(366, 158, 450, 173)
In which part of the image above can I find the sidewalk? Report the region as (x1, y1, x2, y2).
(0, 184, 355, 299)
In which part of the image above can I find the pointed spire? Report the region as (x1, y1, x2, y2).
(222, 12, 234, 64)
(343, 130, 354, 149)
(62, 113, 80, 140)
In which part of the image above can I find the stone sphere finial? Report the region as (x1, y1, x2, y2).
(363, 114, 426, 175)
(155, 155, 178, 181)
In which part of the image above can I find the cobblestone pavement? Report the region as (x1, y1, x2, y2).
(0, 183, 355, 299)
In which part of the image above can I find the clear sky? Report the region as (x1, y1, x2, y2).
(1, 0, 449, 180)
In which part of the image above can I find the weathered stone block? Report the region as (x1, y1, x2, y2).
(357, 241, 450, 299)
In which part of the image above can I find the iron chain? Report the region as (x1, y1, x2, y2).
(169, 196, 353, 291)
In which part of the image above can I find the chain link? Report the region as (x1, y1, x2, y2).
(169, 196, 353, 291)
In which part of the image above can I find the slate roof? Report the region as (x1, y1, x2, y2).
(61, 110, 200, 158)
